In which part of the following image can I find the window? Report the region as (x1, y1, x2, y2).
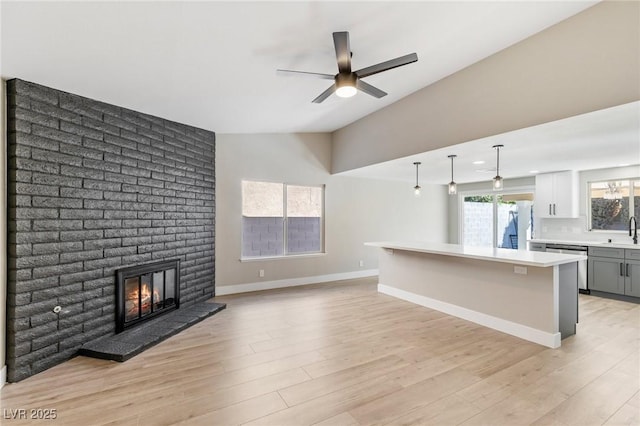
(242, 180, 324, 258)
(589, 179, 639, 231)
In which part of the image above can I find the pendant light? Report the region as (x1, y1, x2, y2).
(413, 161, 421, 197)
(492, 144, 504, 191)
(447, 155, 457, 195)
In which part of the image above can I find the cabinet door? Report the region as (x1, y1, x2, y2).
(534, 173, 555, 218)
(624, 260, 640, 297)
(588, 257, 625, 294)
(552, 171, 578, 217)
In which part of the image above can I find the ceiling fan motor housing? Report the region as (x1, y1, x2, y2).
(336, 72, 357, 88)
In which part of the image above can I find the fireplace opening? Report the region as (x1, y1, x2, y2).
(116, 259, 180, 333)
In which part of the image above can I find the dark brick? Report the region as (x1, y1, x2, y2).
(31, 283, 83, 303)
(12, 159, 59, 175)
(33, 220, 83, 231)
(103, 210, 137, 219)
(122, 148, 151, 162)
(59, 92, 102, 120)
(84, 137, 121, 154)
(60, 209, 103, 219)
(83, 277, 114, 290)
(60, 187, 102, 200)
(84, 238, 122, 250)
(122, 236, 152, 246)
(16, 254, 60, 269)
(60, 121, 103, 140)
(84, 200, 121, 210)
(59, 229, 104, 241)
(14, 132, 60, 151)
(14, 80, 59, 105)
(122, 219, 151, 228)
(105, 228, 136, 238)
(32, 148, 81, 166)
(84, 179, 121, 191)
(104, 134, 136, 151)
(31, 173, 82, 188)
(104, 191, 137, 202)
(15, 107, 59, 129)
(84, 219, 122, 229)
(59, 269, 104, 286)
(122, 165, 151, 178)
(105, 172, 137, 185)
(13, 231, 60, 244)
(122, 184, 152, 194)
(84, 257, 122, 270)
(60, 250, 103, 263)
(60, 164, 104, 180)
(32, 262, 84, 279)
(83, 158, 120, 173)
(32, 124, 82, 145)
(121, 129, 151, 144)
(122, 253, 152, 265)
(104, 114, 137, 132)
(11, 207, 58, 219)
(59, 142, 103, 160)
(82, 116, 120, 136)
(32, 241, 84, 255)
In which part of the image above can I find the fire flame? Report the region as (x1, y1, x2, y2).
(126, 283, 161, 318)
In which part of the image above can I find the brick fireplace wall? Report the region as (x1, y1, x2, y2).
(6, 79, 216, 382)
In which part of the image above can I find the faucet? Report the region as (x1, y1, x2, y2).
(630, 216, 638, 245)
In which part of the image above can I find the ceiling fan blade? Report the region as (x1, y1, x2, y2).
(312, 84, 336, 104)
(333, 31, 352, 74)
(355, 53, 418, 78)
(277, 69, 334, 80)
(356, 80, 387, 98)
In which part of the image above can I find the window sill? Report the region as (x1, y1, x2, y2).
(240, 252, 327, 262)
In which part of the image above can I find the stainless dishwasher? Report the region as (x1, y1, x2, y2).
(545, 243, 589, 294)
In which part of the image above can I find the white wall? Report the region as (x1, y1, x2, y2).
(331, 1, 639, 174)
(215, 133, 447, 291)
(538, 165, 640, 243)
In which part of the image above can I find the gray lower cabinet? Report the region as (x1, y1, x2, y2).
(588, 247, 640, 298)
(625, 260, 640, 297)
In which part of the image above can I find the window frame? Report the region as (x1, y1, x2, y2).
(240, 180, 325, 260)
(587, 177, 639, 232)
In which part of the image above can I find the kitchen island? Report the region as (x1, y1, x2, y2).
(366, 241, 587, 348)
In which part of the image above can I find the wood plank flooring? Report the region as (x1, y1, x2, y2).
(1, 277, 638, 425)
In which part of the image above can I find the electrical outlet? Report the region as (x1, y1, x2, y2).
(359, 260, 364, 267)
(514, 266, 528, 275)
(259, 269, 264, 278)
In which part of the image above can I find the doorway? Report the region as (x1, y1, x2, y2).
(461, 191, 534, 249)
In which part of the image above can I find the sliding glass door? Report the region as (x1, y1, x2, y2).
(461, 192, 533, 250)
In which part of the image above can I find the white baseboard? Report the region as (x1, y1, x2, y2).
(378, 283, 561, 349)
(216, 269, 379, 296)
(0, 365, 6, 388)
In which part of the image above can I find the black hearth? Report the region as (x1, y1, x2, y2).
(116, 259, 180, 333)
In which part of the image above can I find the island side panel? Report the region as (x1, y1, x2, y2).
(377, 248, 558, 344)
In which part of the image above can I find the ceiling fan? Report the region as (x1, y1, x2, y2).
(277, 31, 418, 103)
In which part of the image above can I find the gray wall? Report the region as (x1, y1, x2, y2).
(6, 79, 216, 382)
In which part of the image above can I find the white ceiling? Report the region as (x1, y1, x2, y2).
(1, 0, 599, 134)
(2, 1, 637, 185)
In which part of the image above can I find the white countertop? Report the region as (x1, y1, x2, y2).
(530, 238, 640, 250)
(365, 241, 587, 267)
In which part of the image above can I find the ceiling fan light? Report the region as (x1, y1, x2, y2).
(335, 85, 357, 98)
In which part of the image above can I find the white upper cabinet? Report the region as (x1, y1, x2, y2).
(535, 171, 579, 218)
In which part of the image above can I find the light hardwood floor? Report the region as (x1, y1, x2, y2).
(1, 277, 638, 425)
